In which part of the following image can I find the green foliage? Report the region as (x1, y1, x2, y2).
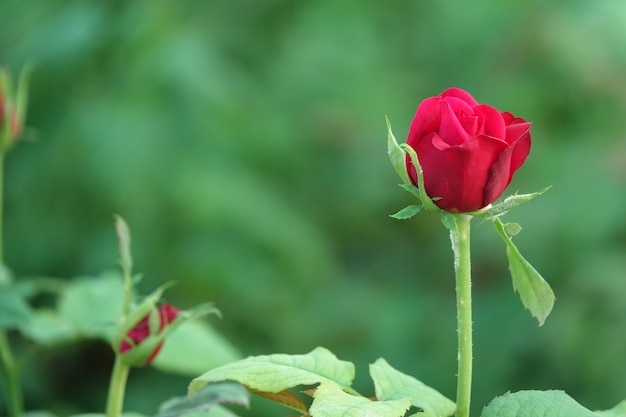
(482, 391, 626, 417)
(190, 347, 355, 396)
(370, 358, 455, 417)
(493, 218, 555, 326)
(2, 0, 626, 414)
(190, 348, 453, 417)
(152, 319, 240, 376)
(596, 400, 626, 417)
(390, 205, 422, 220)
(155, 383, 248, 417)
(0, 284, 31, 330)
(310, 381, 411, 417)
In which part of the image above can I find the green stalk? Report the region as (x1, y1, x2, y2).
(450, 214, 473, 417)
(0, 153, 24, 417)
(0, 333, 23, 417)
(105, 356, 130, 417)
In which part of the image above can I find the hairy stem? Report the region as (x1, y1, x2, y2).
(450, 214, 473, 417)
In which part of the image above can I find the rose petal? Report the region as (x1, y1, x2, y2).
(415, 133, 510, 212)
(475, 104, 506, 139)
(437, 99, 472, 146)
(441, 87, 479, 106)
(408, 96, 441, 143)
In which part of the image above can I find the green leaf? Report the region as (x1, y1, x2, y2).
(472, 187, 551, 219)
(189, 347, 355, 397)
(310, 380, 411, 417)
(493, 218, 555, 326)
(370, 358, 455, 417)
(481, 390, 599, 417)
(386, 116, 410, 185)
(155, 383, 249, 417)
(19, 309, 77, 345)
(69, 413, 145, 417)
(390, 205, 423, 220)
(0, 284, 32, 330)
(153, 318, 240, 376)
(183, 405, 242, 417)
(250, 389, 309, 413)
(596, 400, 626, 417)
(504, 222, 522, 237)
(59, 271, 125, 341)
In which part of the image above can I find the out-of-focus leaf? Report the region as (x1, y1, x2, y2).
(58, 271, 124, 341)
(19, 309, 76, 344)
(155, 383, 248, 417)
(595, 400, 626, 417)
(0, 284, 32, 329)
(153, 319, 240, 376)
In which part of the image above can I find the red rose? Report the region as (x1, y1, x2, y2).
(119, 303, 179, 364)
(405, 88, 531, 213)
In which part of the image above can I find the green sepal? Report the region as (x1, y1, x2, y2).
(114, 215, 133, 276)
(493, 218, 555, 326)
(390, 205, 423, 220)
(15, 63, 32, 130)
(471, 186, 551, 219)
(440, 212, 459, 233)
(386, 116, 411, 185)
(112, 283, 168, 350)
(398, 183, 421, 199)
(400, 143, 440, 212)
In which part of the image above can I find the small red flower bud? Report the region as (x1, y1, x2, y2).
(119, 303, 180, 364)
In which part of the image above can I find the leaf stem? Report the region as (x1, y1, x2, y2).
(450, 214, 473, 417)
(105, 355, 130, 417)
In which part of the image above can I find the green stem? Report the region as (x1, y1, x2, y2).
(0, 153, 3, 261)
(0, 333, 23, 417)
(450, 214, 473, 417)
(105, 356, 130, 417)
(0, 153, 24, 417)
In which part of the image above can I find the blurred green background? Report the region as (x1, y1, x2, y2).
(1, 0, 626, 416)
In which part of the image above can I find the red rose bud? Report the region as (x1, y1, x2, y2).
(1, 66, 29, 152)
(405, 87, 531, 213)
(119, 303, 180, 365)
